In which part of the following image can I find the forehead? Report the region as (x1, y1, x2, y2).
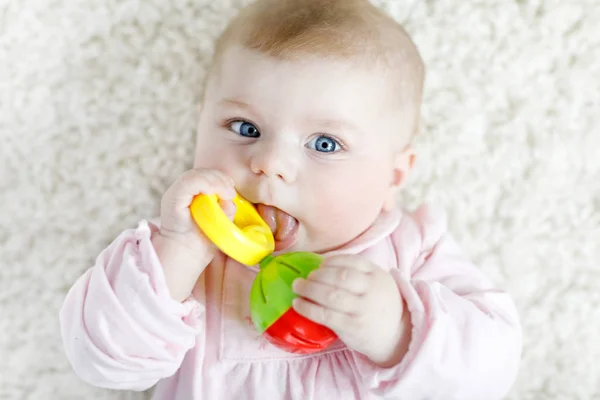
(207, 46, 397, 122)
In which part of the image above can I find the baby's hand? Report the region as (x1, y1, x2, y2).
(153, 168, 236, 301)
(158, 168, 236, 253)
(292, 255, 411, 367)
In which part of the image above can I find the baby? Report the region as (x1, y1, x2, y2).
(60, 0, 522, 399)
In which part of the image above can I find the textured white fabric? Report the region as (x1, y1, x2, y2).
(0, 0, 598, 399)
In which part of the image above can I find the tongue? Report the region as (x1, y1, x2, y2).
(256, 204, 298, 249)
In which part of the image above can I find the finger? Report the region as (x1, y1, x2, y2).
(293, 278, 361, 314)
(292, 297, 355, 333)
(322, 254, 376, 273)
(306, 265, 370, 295)
(219, 199, 237, 220)
(210, 170, 237, 198)
(184, 169, 236, 199)
(170, 169, 235, 210)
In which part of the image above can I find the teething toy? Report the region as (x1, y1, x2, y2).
(190, 193, 274, 266)
(250, 253, 338, 354)
(190, 192, 338, 354)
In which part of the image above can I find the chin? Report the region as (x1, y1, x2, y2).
(273, 236, 320, 255)
(273, 229, 356, 255)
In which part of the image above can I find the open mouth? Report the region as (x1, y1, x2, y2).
(256, 204, 299, 251)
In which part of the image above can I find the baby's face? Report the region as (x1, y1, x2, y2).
(195, 46, 413, 253)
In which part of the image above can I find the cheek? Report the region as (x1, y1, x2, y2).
(194, 115, 235, 167)
(194, 135, 247, 177)
(318, 162, 390, 208)
(304, 164, 390, 246)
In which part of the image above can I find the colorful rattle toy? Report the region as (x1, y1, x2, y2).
(190, 193, 337, 354)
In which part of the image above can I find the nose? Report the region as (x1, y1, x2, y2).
(250, 140, 298, 183)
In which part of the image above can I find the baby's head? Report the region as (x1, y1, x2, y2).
(194, 0, 425, 253)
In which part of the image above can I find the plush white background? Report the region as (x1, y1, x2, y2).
(1, 0, 599, 399)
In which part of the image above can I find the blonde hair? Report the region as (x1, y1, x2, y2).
(209, 0, 425, 137)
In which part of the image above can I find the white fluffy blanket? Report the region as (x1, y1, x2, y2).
(1, 0, 598, 398)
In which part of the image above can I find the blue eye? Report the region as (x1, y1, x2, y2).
(230, 121, 260, 138)
(307, 135, 341, 153)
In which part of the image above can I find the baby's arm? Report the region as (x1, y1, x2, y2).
(352, 205, 522, 400)
(59, 169, 235, 390)
(60, 221, 203, 390)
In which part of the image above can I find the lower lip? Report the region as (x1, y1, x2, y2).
(274, 229, 298, 252)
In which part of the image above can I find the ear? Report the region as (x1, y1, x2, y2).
(383, 146, 416, 211)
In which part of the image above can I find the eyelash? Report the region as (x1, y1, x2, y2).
(225, 118, 259, 133)
(224, 119, 346, 152)
(307, 134, 346, 153)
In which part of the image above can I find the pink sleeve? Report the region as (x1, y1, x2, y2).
(352, 205, 522, 400)
(59, 220, 203, 391)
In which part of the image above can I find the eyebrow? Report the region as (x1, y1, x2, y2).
(309, 118, 360, 136)
(218, 98, 255, 112)
(217, 98, 266, 123)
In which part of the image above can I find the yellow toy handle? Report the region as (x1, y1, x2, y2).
(190, 193, 275, 266)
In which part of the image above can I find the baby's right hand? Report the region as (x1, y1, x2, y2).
(158, 168, 236, 251)
(153, 169, 236, 301)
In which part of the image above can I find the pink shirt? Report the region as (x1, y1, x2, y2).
(60, 204, 522, 399)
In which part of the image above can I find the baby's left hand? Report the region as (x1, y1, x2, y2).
(292, 254, 411, 367)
